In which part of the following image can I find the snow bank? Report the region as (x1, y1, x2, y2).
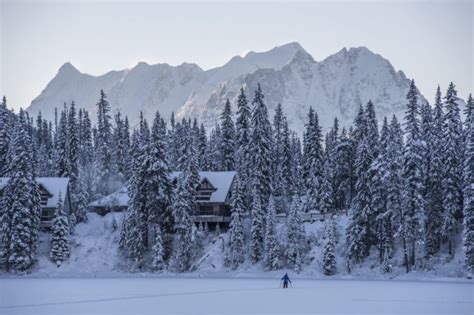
(1, 211, 469, 282)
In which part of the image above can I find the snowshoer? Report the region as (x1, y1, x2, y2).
(281, 273, 291, 288)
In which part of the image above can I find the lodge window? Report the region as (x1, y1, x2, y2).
(41, 208, 55, 220)
(40, 194, 49, 206)
(196, 189, 213, 201)
(198, 205, 214, 215)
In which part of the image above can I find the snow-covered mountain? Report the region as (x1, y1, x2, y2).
(27, 42, 425, 133)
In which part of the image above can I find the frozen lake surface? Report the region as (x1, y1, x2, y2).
(1, 277, 472, 314)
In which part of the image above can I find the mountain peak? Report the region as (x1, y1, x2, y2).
(58, 62, 79, 74)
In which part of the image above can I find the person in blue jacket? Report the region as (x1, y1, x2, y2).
(281, 273, 291, 288)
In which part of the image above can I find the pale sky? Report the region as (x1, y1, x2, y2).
(1, 0, 472, 111)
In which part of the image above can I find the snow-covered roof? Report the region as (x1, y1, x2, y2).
(89, 171, 236, 208)
(0, 177, 69, 208)
(170, 171, 236, 203)
(88, 187, 129, 208)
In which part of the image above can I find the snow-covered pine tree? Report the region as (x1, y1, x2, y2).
(322, 219, 337, 275)
(166, 112, 179, 171)
(197, 123, 208, 170)
(67, 101, 81, 224)
(151, 225, 165, 271)
(290, 132, 304, 197)
(326, 118, 342, 211)
(401, 80, 425, 271)
(425, 86, 445, 256)
(78, 109, 95, 204)
(464, 94, 473, 140)
(346, 101, 376, 265)
(319, 158, 335, 216)
(264, 195, 279, 270)
(172, 171, 195, 272)
(50, 192, 70, 267)
(119, 121, 149, 267)
(171, 130, 199, 272)
(0, 96, 12, 176)
(250, 84, 273, 206)
(442, 82, 464, 256)
(286, 195, 305, 272)
(54, 107, 69, 177)
(229, 175, 245, 268)
(334, 127, 354, 210)
(385, 116, 404, 257)
(272, 104, 285, 200)
(207, 123, 222, 171)
(463, 114, 474, 272)
(147, 112, 173, 234)
(95, 90, 114, 197)
(303, 109, 324, 213)
(235, 87, 251, 197)
(280, 117, 294, 200)
(3, 110, 42, 272)
(113, 111, 129, 183)
(365, 100, 379, 160)
(220, 99, 235, 171)
(370, 117, 393, 263)
(250, 188, 264, 263)
(215, 222, 221, 235)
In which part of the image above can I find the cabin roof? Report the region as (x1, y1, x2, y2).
(170, 171, 236, 203)
(0, 177, 69, 208)
(89, 171, 236, 208)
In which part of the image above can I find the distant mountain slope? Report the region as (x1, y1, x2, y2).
(27, 42, 426, 133)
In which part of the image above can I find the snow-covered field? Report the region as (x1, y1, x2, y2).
(1, 277, 472, 314)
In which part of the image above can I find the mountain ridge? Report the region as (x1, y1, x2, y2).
(27, 42, 426, 133)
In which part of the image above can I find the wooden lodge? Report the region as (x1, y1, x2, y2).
(0, 177, 72, 229)
(88, 171, 236, 224)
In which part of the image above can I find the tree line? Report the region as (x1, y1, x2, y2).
(0, 80, 473, 275)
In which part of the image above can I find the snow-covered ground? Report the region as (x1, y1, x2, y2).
(11, 212, 467, 281)
(1, 277, 472, 314)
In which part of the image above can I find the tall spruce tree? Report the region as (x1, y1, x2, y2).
(172, 170, 195, 272)
(463, 116, 474, 272)
(0, 96, 12, 176)
(286, 195, 305, 272)
(228, 176, 245, 268)
(401, 80, 424, 271)
(95, 90, 114, 197)
(264, 195, 279, 270)
(425, 87, 445, 256)
(322, 219, 337, 275)
(250, 188, 264, 263)
(235, 87, 251, 185)
(303, 108, 324, 212)
(250, 84, 273, 206)
(151, 225, 165, 271)
(55, 107, 69, 177)
(50, 192, 70, 267)
(442, 82, 464, 256)
(147, 112, 173, 233)
(1, 110, 42, 272)
(68, 101, 81, 224)
(220, 99, 235, 171)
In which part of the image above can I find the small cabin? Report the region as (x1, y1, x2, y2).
(89, 171, 236, 225)
(0, 177, 72, 229)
